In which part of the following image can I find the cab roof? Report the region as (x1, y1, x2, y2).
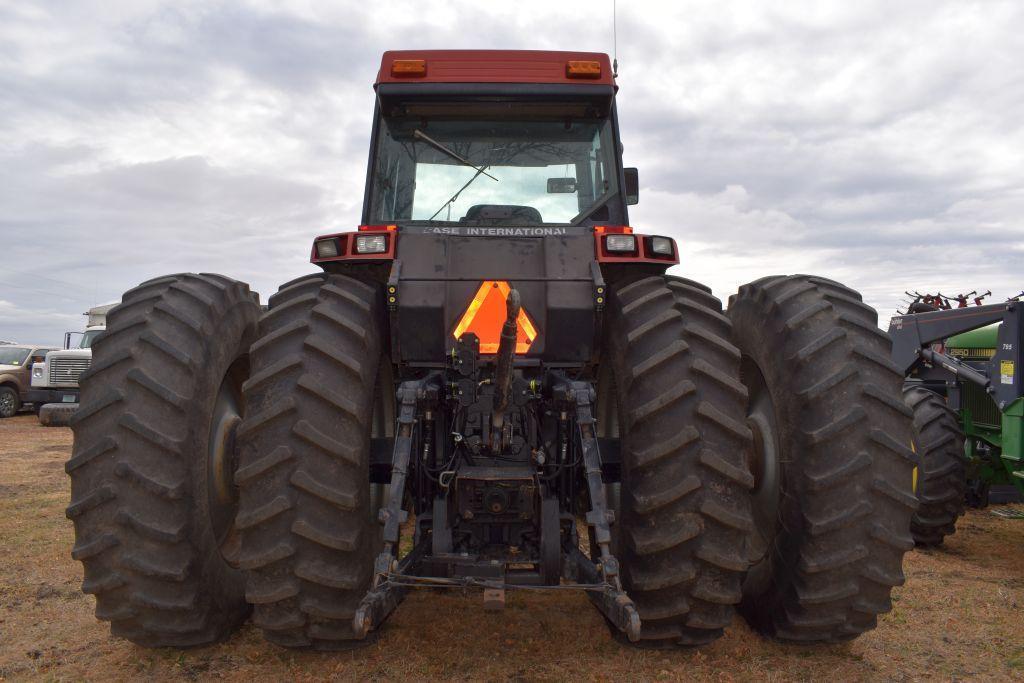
(376, 50, 615, 87)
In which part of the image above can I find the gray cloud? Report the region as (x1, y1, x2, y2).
(1, 0, 1022, 345)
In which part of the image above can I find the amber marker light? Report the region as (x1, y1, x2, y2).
(391, 59, 427, 77)
(566, 60, 602, 79)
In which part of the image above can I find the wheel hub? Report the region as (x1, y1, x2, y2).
(741, 358, 782, 596)
(207, 371, 244, 563)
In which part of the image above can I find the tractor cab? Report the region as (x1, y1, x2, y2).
(365, 51, 631, 229)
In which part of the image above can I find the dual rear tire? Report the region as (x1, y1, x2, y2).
(67, 271, 917, 649)
(606, 273, 917, 646)
(67, 271, 383, 649)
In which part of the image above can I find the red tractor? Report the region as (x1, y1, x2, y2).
(68, 50, 916, 650)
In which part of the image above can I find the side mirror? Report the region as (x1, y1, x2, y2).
(547, 177, 577, 194)
(624, 167, 639, 205)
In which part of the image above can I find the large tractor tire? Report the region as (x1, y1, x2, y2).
(235, 273, 386, 650)
(728, 275, 917, 642)
(67, 273, 260, 647)
(602, 275, 754, 647)
(902, 385, 967, 546)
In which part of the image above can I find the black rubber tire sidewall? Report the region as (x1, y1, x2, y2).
(68, 273, 259, 647)
(603, 275, 754, 647)
(903, 385, 967, 546)
(236, 272, 384, 650)
(0, 386, 20, 418)
(728, 275, 917, 642)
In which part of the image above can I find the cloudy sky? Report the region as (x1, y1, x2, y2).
(1, 0, 1022, 345)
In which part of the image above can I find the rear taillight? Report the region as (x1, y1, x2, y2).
(604, 234, 637, 254)
(648, 236, 674, 256)
(314, 238, 340, 259)
(311, 228, 397, 263)
(594, 227, 678, 264)
(354, 234, 388, 254)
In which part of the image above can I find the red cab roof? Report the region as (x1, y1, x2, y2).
(376, 50, 615, 87)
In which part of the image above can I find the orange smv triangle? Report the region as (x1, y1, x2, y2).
(453, 280, 538, 354)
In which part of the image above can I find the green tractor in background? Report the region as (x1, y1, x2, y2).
(890, 292, 1024, 546)
(944, 323, 1024, 509)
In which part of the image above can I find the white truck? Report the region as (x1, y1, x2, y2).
(30, 303, 116, 414)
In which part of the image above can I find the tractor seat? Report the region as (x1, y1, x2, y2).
(461, 205, 543, 224)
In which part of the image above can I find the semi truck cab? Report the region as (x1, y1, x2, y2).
(30, 303, 115, 408)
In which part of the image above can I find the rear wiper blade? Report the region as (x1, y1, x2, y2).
(429, 164, 492, 221)
(414, 129, 499, 182)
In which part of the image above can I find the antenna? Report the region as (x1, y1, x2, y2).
(612, 0, 618, 77)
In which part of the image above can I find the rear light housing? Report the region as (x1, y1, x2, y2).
(594, 227, 678, 264)
(311, 227, 397, 263)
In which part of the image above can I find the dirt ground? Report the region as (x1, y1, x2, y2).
(1, 414, 1023, 681)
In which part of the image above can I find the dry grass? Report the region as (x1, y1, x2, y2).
(1, 413, 1023, 681)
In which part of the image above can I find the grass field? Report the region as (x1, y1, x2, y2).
(1, 413, 1023, 681)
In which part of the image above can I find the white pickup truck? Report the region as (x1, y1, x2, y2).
(29, 302, 116, 409)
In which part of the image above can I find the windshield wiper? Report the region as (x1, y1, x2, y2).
(414, 129, 499, 182)
(429, 164, 493, 221)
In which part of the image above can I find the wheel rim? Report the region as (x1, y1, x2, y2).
(208, 357, 247, 561)
(0, 391, 15, 416)
(741, 356, 782, 596)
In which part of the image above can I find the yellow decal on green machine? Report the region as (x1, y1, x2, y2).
(1001, 360, 1015, 385)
